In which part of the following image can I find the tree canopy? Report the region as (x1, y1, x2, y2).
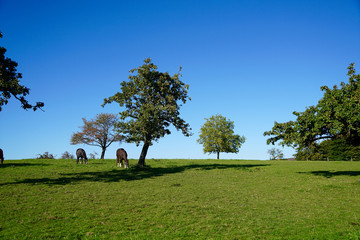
(264, 62, 360, 159)
(197, 114, 246, 159)
(102, 58, 192, 167)
(71, 113, 122, 159)
(0, 32, 44, 112)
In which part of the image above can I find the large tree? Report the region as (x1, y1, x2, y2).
(197, 114, 246, 159)
(0, 32, 44, 111)
(102, 58, 192, 167)
(71, 113, 122, 159)
(264, 62, 360, 155)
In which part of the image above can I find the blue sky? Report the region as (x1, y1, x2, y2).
(1, 0, 360, 160)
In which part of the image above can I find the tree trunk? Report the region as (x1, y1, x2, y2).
(138, 141, 150, 168)
(100, 148, 106, 160)
(217, 151, 220, 160)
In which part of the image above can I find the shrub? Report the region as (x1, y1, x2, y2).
(89, 152, 99, 159)
(61, 151, 74, 159)
(37, 152, 56, 159)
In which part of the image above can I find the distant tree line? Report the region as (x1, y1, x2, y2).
(36, 151, 99, 160)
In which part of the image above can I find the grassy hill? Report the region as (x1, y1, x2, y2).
(1, 159, 360, 239)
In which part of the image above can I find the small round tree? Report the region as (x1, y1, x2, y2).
(197, 114, 246, 159)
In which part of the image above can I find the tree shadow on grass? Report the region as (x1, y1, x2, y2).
(0, 163, 50, 168)
(1, 163, 269, 186)
(298, 170, 360, 178)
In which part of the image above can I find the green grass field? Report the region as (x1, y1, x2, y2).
(1, 159, 360, 239)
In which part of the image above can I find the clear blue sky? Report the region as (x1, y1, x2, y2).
(1, 0, 360, 160)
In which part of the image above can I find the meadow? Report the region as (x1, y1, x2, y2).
(1, 159, 360, 239)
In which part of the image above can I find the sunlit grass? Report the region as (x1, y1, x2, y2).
(1, 159, 360, 239)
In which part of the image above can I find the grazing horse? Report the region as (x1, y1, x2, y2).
(76, 148, 88, 164)
(116, 148, 129, 168)
(0, 148, 3, 164)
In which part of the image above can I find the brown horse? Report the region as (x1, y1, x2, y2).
(76, 148, 88, 164)
(116, 148, 129, 168)
(0, 148, 3, 164)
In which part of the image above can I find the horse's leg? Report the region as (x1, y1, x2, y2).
(117, 158, 119, 167)
(125, 158, 129, 168)
(76, 157, 79, 164)
(120, 159, 123, 168)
